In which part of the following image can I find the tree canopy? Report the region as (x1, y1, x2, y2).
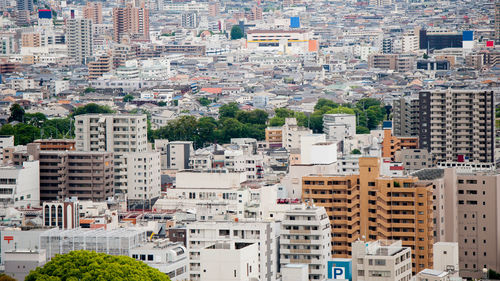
(25, 250, 170, 281)
(230, 25, 244, 40)
(71, 103, 115, 117)
(123, 94, 134, 102)
(8, 104, 25, 122)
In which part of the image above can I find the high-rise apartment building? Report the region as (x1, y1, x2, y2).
(419, 89, 494, 163)
(67, 18, 93, 65)
(16, 0, 32, 11)
(181, 12, 198, 28)
(74, 114, 156, 204)
(74, 114, 148, 154)
(280, 205, 331, 280)
(83, 2, 103, 24)
(392, 96, 420, 137)
(302, 157, 434, 274)
(496, 0, 500, 44)
(113, 3, 150, 43)
(413, 167, 500, 279)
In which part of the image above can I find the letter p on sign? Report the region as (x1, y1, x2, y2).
(333, 267, 345, 279)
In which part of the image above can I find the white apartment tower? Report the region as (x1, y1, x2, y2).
(280, 205, 331, 280)
(67, 18, 93, 65)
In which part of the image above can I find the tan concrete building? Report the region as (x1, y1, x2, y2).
(413, 167, 500, 279)
(112, 3, 150, 43)
(265, 127, 283, 148)
(33, 139, 75, 151)
(88, 54, 112, 79)
(302, 157, 434, 274)
(83, 2, 103, 24)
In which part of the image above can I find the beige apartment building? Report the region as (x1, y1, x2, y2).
(302, 157, 434, 274)
(83, 2, 103, 24)
(413, 167, 500, 279)
(112, 3, 150, 43)
(88, 54, 112, 79)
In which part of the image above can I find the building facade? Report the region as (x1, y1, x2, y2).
(67, 18, 93, 65)
(419, 89, 494, 163)
(280, 205, 331, 280)
(302, 157, 434, 273)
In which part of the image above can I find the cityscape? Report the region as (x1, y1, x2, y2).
(0, 0, 498, 280)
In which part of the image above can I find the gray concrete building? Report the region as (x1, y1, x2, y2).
(67, 18, 93, 65)
(418, 89, 495, 163)
(392, 96, 419, 137)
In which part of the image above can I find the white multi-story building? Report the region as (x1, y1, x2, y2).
(74, 114, 149, 198)
(351, 240, 413, 281)
(0, 136, 14, 162)
(125, 152, 161, 207)
(282, 118, 312, 150)
(186, 220, 280, 281)
(323, 114, 356, 143)
(280, 205, 331, 281)
(0, 161, 40, 209)
(130, 240, 189, 281)
(224, 150, 263, 180)
(199, 242, 259, 281)
(433, 242, 459, 277)
(155, 170, 278, 219)
(155, 140, 193, 170)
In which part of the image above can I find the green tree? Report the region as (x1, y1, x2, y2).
(356, 126, 370, 134)
(268, 117, 285, 126)
(72, 103, 115, 117)
(25, 250, 170, 281)
(314, 99, 339, 111)
(219, 103, 240, 118)
(216, 118, 244, 143)
(488, 269, 500, 280)
(123, 94, 134, 102)
(83, 87, 96, 93)
(230, 25, 244, 40)
(25, 112, 47, 127)
(158, 101, 167, 107)
(324, 106, 355, 115)
(0, 274, 16, 281)
(8, 104, 25, 122)
(198, 97, 212, 106)
(351, 149, 361, 154)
